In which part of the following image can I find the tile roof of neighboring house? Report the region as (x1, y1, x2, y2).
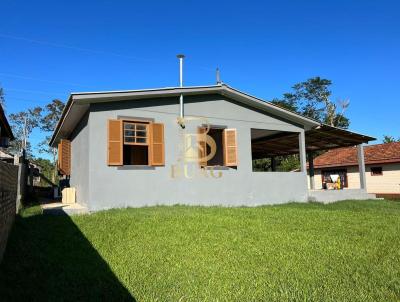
(313, 142, 400, 168)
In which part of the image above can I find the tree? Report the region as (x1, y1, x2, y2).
(252, 158, 272, 172)
(40, 99, 64, 133)
(32, 157, 57, 187)
(272, 77, 350, 129)
(8, 107, 42, 156)
(383, 135, 400, 143)
(271, 93, 298, 112)
(268, 77, 352, 169)
(278, 155, 301, 172)
(39, 99, 65, 182)
(252, 155, 300, 172)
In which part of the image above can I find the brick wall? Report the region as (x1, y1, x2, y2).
(0, 160, 19, 262)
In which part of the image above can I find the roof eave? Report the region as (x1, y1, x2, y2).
(0, 104, 15, 140)
(49, 95, 73, 147)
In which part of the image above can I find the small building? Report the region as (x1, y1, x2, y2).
(50, 84, 376, 211)
(0, 150, 16, 164)
(310, 142, 400, 199)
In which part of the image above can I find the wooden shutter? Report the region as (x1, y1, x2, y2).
(149, 123, 165, 166)
(223, 129, 238, 166)
(57, 142, 62, 171)
(107, 119, 123, 166)
(58, 139, 71, 175)
(197, 127, 207, 167)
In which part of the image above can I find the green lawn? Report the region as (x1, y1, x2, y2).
(1, 200, 400, 301)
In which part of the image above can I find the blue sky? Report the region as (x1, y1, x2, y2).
(1, 0, 399, 157)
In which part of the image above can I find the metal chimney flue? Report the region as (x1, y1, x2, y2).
(177, 54, 185, 87)
(177, 54, 185, 128)
(216, 67, 222, 85)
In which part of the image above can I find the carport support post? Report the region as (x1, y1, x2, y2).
(299, 131, 307, 173)
(271, 157, 277, 172)
(307, 152, 315, 189)
(357, 144, 367, 190)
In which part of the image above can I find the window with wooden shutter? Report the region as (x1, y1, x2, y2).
(58, 139, 71, 175)
(107, 119, 123, 166)
(149, 123, 165, 166)
(197, 127, 207, 167)
(223, 129, 238, 166)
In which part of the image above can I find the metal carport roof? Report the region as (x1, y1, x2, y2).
(251, 124, 376, 159)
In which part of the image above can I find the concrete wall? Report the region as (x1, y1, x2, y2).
(71, 95, 309, 211)
(310, 163, 400, 194)
(308, 189, 375, 203)
(70, 113, 89, 206)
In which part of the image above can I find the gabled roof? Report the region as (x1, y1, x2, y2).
(313, 142, 400, 168)
(0, 103, 14, 140)
(49, 84, 320, 146)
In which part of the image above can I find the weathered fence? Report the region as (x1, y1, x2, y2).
(0, 160, 19, 262)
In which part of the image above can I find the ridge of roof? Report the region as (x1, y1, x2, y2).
(363, 141, 400, 149)
(69, 84, 222, 96)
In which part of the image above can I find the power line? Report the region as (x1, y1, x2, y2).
(0, 33, 160, 62)
(5, 97, 50, 105)
(0, 33, 216, 71)
(6, 88, 65, 96)
(0, 72, 92, 88)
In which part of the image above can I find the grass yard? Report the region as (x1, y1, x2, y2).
(1, 200, 400, 301)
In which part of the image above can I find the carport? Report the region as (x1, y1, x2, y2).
(251, 124, 376, 200)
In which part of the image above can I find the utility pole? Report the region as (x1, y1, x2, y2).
(23, 115, 27, 152)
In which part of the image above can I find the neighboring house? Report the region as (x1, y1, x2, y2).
(50, 84, 375, 211)
(0, 150, 17, 164)
(310, 142, 400, 199)
(0, 103, 14, 148)
(28, 161, 42, 186)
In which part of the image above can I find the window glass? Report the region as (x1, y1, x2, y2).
(371, 167, 383, 176)
(123, 122, 149, 145)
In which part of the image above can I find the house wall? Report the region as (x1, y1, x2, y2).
(310, 163, 400, 194)
(366, 163, 400, 194)
(71, 95, 308, 211)
(69, 113, 89, 206)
